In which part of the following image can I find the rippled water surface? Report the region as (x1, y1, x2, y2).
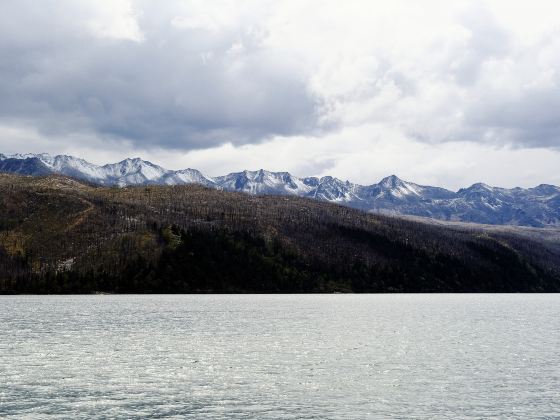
(1, 294, 559, 419)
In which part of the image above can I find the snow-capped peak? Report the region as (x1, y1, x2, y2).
(213, 169, 313, 195)
(379, 174, 404, 188)
(6, 152, 53, 162)
(162, 168, 215, 187)
(467, 182, 493, 191)
(102, 158, 168, 181)
(378, 175, 422, 197)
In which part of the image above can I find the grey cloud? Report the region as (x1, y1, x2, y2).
(464, 87, 560, 148)
(1, 0, 560, 155)
(450, 5, 512, 85)
(457, 19, 560, 149)
(0, 1, 320, 150)
(409, 3, 560, 150)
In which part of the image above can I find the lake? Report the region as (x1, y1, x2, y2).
(0, 294, 558, 419)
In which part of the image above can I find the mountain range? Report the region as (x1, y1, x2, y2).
(1, 153, 559, 227)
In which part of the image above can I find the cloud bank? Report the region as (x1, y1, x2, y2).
(1, 0, 560, 189)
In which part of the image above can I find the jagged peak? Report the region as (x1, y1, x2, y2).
(472, 182, 491, 188)
(4, 153, 96, 168)
(531, 183, 560, 195)
(318, 175, 348, 184)
(106, 157, 165, 171)
(174, 167, 203, 174)
(534, 183, 559, 190)
(379, 174, 406, 188)
(117, 157, 146, 165)
(50, 154, 95, 165)
(377, 175, 424, 198)
(463, 182, 494, 192)
(6, 152, 53, 161)
(229, 169, 293, 180)
(51, 154, 78, 160)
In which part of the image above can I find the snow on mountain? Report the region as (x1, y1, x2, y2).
(161, 168, 215, 187)
(1, 153, 559, 227)
(0, 154, 215, 187)
(308, 176, 362, 202)
(45, 155, 112, 182)
(0, 155, 52, 176)
(99, 158, 169, 186)
(5, 153, 53, 161)
(214, 169, 315, 196)
(379, 174, 421, 196)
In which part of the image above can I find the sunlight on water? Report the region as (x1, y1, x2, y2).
(0, 294, 559, 419)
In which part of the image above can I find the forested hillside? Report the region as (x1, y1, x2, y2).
(1, 173, 559, 293)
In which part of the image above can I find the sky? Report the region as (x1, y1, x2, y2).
(1, 0, 560, 190)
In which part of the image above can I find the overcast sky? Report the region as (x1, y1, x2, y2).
(1, 0, 560, 190)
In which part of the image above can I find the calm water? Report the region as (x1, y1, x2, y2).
(0, 295, 558, 419)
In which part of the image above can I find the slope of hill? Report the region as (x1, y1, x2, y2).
(1, 173, 559, 294)
(1, 153, 559, 227)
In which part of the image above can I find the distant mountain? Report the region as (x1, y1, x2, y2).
(1, 153, 559, 227)
(0, 154, 214, 187)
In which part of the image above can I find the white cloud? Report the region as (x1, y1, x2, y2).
(88, 0, 144, 43)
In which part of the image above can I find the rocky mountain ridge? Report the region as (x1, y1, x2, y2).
(1, 153, 559, 227)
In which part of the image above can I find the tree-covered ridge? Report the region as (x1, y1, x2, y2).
(1, 174, 559, 293)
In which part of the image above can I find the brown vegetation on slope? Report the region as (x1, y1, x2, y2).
(1, 174, 559, 293)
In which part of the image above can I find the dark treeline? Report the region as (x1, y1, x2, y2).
(1, 174, 559, 293)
